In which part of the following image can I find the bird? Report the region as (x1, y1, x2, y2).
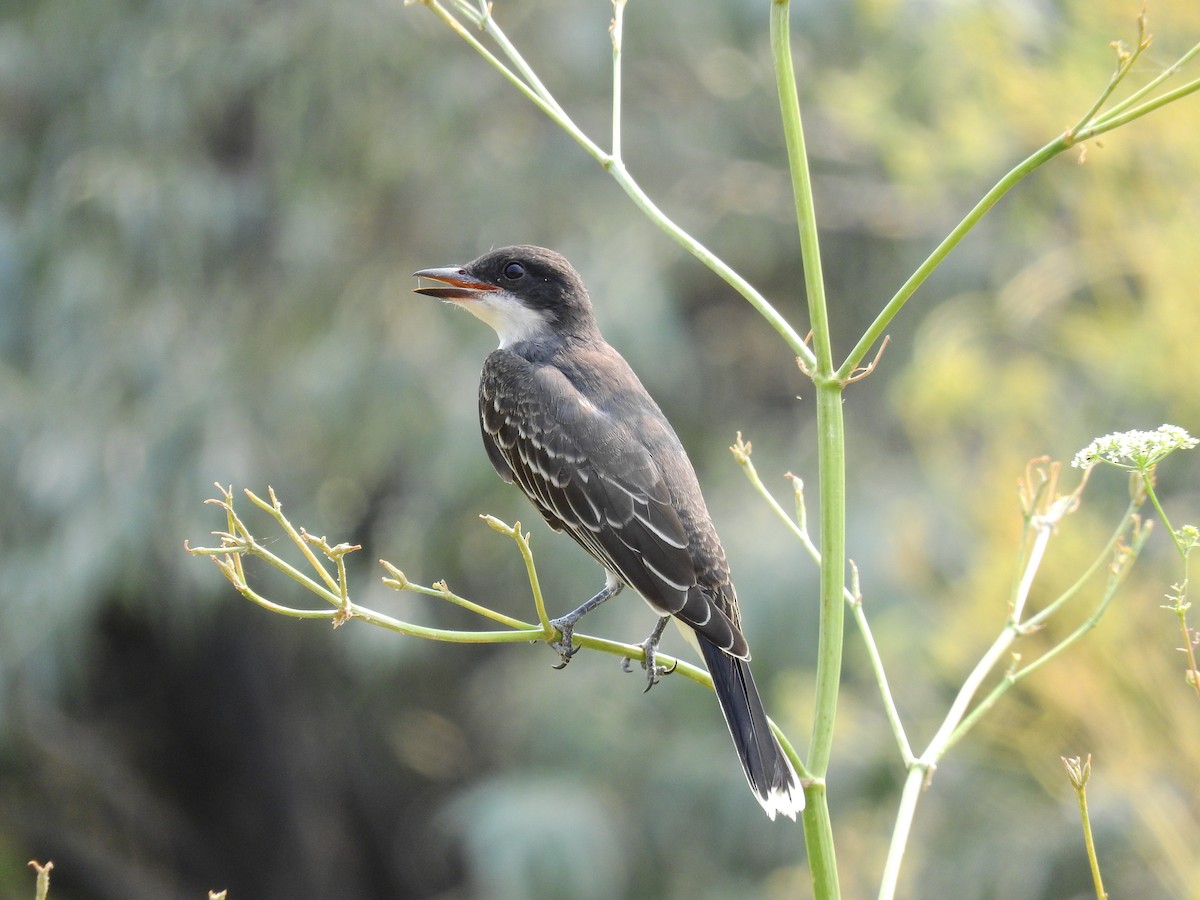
(413, 245, 803, 820)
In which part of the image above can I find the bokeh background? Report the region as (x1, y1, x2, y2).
(3, 0, 1200, 897)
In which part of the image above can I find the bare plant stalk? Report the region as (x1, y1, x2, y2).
(840, 29, 1200, 380)
(1063, 755, 1108, 900)
(189, 5, 1200, 898)
(28, 861, 53, 900)
(188, 485, 815, 784)
(732, 438, 914, 764)
(877, 486, 1146, 900)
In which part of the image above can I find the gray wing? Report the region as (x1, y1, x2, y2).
(479, 352, 746, 658)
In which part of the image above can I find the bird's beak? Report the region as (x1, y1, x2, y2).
(412, 266, 500, 301)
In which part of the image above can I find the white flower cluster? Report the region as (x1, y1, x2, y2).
(1072, 424, 1198, 471)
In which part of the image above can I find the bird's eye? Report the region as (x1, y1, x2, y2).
(503, 262, 525, 280)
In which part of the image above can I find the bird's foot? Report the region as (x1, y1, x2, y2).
(546, 580, 625, 669)
(548, 615, 581, 669)
(621, 626, 677, 693)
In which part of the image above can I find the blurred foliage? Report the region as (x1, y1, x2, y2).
(1, 0, 1199, 897)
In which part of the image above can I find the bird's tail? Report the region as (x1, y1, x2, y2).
(700, 640, 804, 820)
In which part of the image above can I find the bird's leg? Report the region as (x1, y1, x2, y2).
(548, 580, 624, 668)
(621, 615, 677, 692)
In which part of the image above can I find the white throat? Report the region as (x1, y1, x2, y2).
(456, 290, 552, 349)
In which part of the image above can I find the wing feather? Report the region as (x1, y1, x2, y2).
(479, 350, 747, 657)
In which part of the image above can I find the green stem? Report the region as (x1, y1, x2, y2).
(1173, 548, 1200, 701)
(424, 0, 607, 162)
(733, 447, 913, 762)
(1010, 509, 1055, 623)
(802, 277, 846, 895)
(1140, 475, 1200, 700)
(1085, 73, 1200, 139)
(605, 161, 813, 360)
(419, 0, 815, 367)
(1141, 476, 1185, 556)
(878, 768, 925, 900)
(234, 487, 342, 597)
(848, 591, 915, 763)
(839, 138, 1064, 379)
(470, 0, 570, 120)
(1065, 16, 1149, 140)
(611, 0, 626, 162)
(1074, 774, 1108, 899)
(841, 41, 1200, 380)
(29, 860, 53, 900)
(387, 571, 536, 631)
(1173, 601, 1200, 702)
(481, 516, 555, 631)
(772, 2, 843, 895)
(803, 779, 838, 896)
(952, 511, 1146, 752)
(949, 567, 1122, 753)
(1023, 503, 1137, 631)
(878, 504, 1142, 898)
(1099, 41, 1200, 121)
(875, 626, 1014, 900)
(770, 0, 830, 374)
(771, 0, 843, 773)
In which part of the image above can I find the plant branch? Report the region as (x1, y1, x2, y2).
(1101, 31, 1200, 120)
(1084, 72, 1200, 139)
(479, 515, 555, 631)
(188, 485, 537, 640)
(28, 861, 53, 900)
(1140, 475, 1184, 556)
(1023, 500, 1131, 633)
(946, 513, 1144, 753)
(1066, 9, 1151, 139)
(418, 0, 605, 161)
(732, 437, 914, 763)
(770, 0, 831, 378)
(876, 491, 1145, 899)
(413, 0, 816, 368)
(605, 161, 814, 360)
(1063, 755, 1108, 900)
(840, 30, 1200, 381)
(771, 3, 845, 894)
(839, 137, 1063, 380)
(847, 561, 915, 764)
(877, 770, 924, 900)
(610, 0, 626, 162)
(187, 486, 811, 782)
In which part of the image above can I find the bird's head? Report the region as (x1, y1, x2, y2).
(414, 245, 599, 349)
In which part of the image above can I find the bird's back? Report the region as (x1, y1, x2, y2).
(479, 336, 748, 658)
(415, 243, 801, 818)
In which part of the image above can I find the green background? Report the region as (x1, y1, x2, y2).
(3, 0, 1199, 896)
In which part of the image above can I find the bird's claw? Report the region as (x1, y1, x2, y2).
(549, 617, 580, 668)
(622, 639, 677, 692)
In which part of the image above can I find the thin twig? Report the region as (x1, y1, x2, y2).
(413, 0, 816, 368)
(1063, 755, 1108, 900)
(732, 437, 913, 763)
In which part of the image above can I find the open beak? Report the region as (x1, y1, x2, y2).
(412, 266, 500, 301)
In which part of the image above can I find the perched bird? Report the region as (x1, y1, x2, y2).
(413, 245, 802, 820)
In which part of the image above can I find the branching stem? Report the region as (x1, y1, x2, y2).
(840, 37, 1200, 380)
(188, 486, 813, 782)
(194, 6, 1200, 898)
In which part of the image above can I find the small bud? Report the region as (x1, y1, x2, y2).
(1062, 753, 1092, 790)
